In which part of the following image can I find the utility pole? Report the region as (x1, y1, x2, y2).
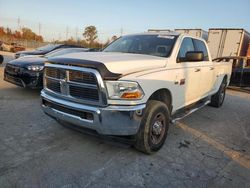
(120, 27, 123, 36)
(17, 17, 20, 31)
(75, 27, 78, 41)
(38, 22, 41, 36)
(66, 26, 69, 40)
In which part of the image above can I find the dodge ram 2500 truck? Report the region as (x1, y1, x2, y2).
(41, 32, 232, 154)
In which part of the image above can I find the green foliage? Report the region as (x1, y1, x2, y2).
(83, 26, 98, 47)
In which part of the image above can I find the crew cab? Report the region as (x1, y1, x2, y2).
(41, 32, 232, 153)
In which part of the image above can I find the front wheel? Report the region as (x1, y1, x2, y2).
(135, 100, 170, 154)
(209, 77, 227, 108)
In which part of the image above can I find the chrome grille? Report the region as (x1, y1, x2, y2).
(69, 71, 97, 85)
(69, 85, 99, 101)
(45, 68, 66, 79)
(46, 79, 61, 93)
(44, 64, 106, 106)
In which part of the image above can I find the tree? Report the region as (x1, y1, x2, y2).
(6, 28, 12, 36)
(111, 35, 118, 41)
(0, 27, 6, 36)
(22, 27, 35, 40)
(83, 26, 98, 47)
(14, 31, 22, 39)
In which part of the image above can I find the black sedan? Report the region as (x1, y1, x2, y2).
(213, 56, 250, 87)
(4, 48, 89, 89)
(15, 44, 81, 59)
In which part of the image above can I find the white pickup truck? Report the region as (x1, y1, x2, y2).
(41, 32, 232, 153)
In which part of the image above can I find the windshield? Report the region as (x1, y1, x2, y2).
(36, 44, 60, 52)
(103, 34, 177, 57)
(45, 48, 87, 58)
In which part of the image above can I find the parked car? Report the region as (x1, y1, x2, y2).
(213, 56, 250, 87)
(10, 43, 25, 53)
(0, 41, 3, 51)
(15, 44, 81, 59)
(0, 54, 3, 64)
(1, 42, 12, 52)
(41, 32, 232, 154)
(4, 48, 90, 89)
(0, 42, 25, 52)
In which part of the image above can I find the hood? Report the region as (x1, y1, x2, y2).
(50, 52, 167, 75)
(19, 55, 44, 59)
(8, 57, 46, 67)
(16, 50, 47, 56)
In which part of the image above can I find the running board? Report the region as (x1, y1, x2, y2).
(171, 99, 210, 124)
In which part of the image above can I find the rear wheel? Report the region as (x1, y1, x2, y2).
(209, 77, 227, 108)
(135, 100, 170, 154)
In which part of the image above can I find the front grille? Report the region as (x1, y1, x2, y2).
(5, 64, 20, 74)
(69, 71, 97, 84)
(69, 85, 99, 101)
(46, 79, 61, 93)
(43, 99, 93, 120)
(45, 68, 66, 79)
(44, 66, 103, 105)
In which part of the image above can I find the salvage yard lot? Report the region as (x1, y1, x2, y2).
(0, 51, 250, 187)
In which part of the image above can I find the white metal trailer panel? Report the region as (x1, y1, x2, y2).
(208, 29, 250, 59)
(175, 29, 208, 40)
(207, 30, 223, 59)
(222, 30, 242, 57)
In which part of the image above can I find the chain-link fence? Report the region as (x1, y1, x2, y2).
(0, 16, 140, 44)
(0, 36, 50, 50)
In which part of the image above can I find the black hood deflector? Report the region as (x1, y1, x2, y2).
(48, 57, 122, 80)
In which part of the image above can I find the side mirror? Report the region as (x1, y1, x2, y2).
(0, 55, 3, 64)
(185, 51, 204, 62)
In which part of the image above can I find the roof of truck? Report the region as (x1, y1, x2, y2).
(125, 31, 180, 36)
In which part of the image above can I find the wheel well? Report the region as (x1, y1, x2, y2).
(148, 89, 172, 112)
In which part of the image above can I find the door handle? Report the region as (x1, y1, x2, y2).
(210, 67, 214, 70)
(194, 68, 201, 72)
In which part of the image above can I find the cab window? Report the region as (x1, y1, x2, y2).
(193, 39, 209, 61)
(177, 37, 194, 62)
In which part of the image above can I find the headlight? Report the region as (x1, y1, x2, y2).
(19, 54, 25, 57)
(105, 81, 144, 100)
(27, 65, 44, 71)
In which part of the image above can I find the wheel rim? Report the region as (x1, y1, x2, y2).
(150, 113, 166, 145)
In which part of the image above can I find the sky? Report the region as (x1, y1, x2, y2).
(0, 0, 249, 42)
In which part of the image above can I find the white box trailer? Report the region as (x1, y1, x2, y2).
(174, 29, 208, 40)
(148, 29, 173, 33)
(207, 28, 250, 59)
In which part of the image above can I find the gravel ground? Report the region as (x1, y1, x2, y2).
(0, 51, 250, 188)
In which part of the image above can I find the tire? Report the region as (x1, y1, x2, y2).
(209, 77, 227, 108)
(135, 100, 170, 154)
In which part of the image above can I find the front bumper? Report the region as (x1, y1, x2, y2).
(4, 68, 43, 89)
(41, 90, 146, 135)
